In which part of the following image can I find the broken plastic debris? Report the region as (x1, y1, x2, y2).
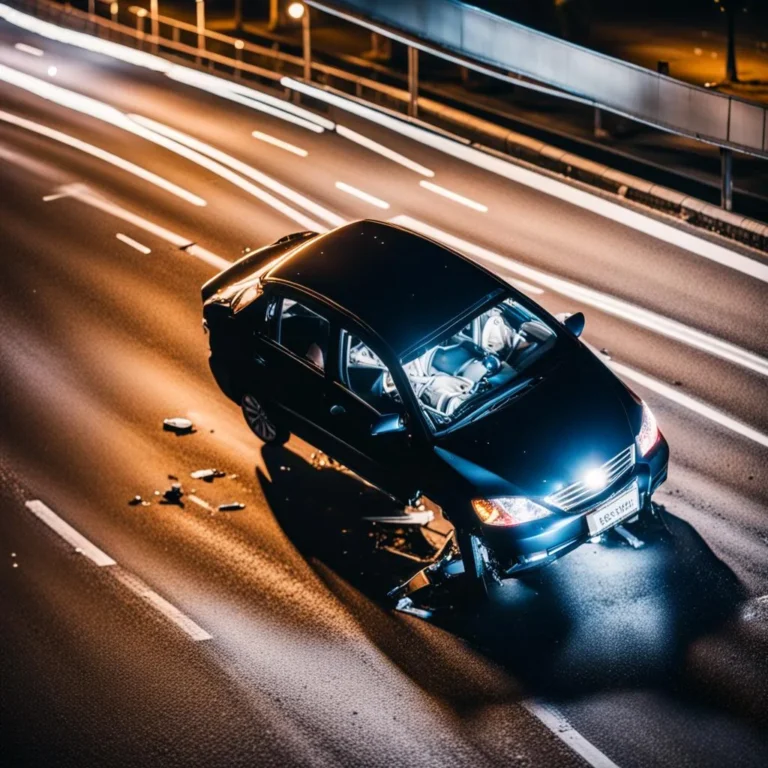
(190, 468, 226, 482)
(163, 417, 194, 434)
(161, 483, 184, 505)
(218, 502, 245, 512)
(128, 495, 150, 507)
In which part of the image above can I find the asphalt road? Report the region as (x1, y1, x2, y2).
(0, 15, 767, 768)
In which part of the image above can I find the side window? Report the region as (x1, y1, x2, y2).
(275, 298, 330, 371)
(342, 332, 404, 414)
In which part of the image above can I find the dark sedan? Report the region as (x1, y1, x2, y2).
(202, 220, 669, 595)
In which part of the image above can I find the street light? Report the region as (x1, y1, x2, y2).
(287, 2, 305, 20)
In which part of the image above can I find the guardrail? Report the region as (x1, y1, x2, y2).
(308, 0, 768, 162)
(3, 0, 766, 240)
(13, 0, 412, 108)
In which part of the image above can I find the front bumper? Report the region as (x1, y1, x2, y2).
(482, 436, 669, 576)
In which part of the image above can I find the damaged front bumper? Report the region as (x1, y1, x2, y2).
(483, 437, 669, 576)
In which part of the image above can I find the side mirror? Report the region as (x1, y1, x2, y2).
(563, 311, 585, 338)
(371, 412, 406, 437)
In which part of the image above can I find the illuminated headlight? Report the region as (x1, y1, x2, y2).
(637, 401, 660, 456)
(472, 497, 553, 526)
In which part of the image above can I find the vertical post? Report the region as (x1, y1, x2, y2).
(408, 45, 418, 118)
(234, 0, 242, 31)
(302, 7, 311, 82)
(150, 0, 158, 49)
(196, 0, 206, 63)
(234, 39, 243, 79)
(720, 147, 733, 212)
(88, 0, 94, 16)
(110, 2, 118, 24)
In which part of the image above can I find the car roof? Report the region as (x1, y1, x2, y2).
(263, 220, 503, 359)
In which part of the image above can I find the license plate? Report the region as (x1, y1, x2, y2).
(586, 482, 639, 536)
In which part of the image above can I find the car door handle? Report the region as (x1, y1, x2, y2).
(329, 404, 346, 416)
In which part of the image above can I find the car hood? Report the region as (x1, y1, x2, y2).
(434, 348, 636, 499)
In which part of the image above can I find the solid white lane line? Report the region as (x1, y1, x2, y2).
(24, 498, 213, 641)
(62, 184, 231, 271)
(419, 179, 488, 212)
(284, 78, 768, 285)
(0, 109, 207, 207)
(0, 65, 327, 231)
(523, 700, 620, 768)
(390, 215, 768, 379)
(0, 4, 170, 70)
(112, 567, 213, 642)
(336, 124, 434, 177)
(25, 500, 116, 566)
(116, 232, 151, 254)
(252, 130, 308, 157)
(165, 66, 333, 132)
(128, 114, 344, 228)
(335, 181, 390, 210)
(608, 360, 768, 449)
(14, 42, 44, 56)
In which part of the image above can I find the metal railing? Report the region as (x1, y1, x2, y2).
(10, 0, 412, 109)
(308, 0, 768, 161)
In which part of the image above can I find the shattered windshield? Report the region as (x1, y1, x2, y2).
(385, 297, 557, 430)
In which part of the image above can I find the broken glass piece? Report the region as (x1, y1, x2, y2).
(218, 502, 245, 511)
(190, 468, 226, 482)
(163, 417, 194, 434)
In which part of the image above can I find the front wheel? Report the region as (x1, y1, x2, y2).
(456, 530, 494, 600)
(242, 394, 289, 445)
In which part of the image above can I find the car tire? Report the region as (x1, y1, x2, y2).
(457, 530, 492, 600)
(241, 394, 289, 445)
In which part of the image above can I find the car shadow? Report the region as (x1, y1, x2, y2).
(256, 444, 750, 712)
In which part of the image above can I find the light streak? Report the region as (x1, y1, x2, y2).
(389, 215, 768, 379)
(252, 131, 308, 157)
(0, 109, 207, 206)
(335, 124, 434, 176)
(335, 181, 390, 210)
(128, 114, 344, 227)
(283, 77, 768, 285)
(419, 179, 487, 212)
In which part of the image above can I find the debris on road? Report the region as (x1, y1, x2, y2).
(190, 468, 227, 482)
(218, 502, 245, 512)
(128, 495, 150, 507)
(160, 483, 184, 506)
(162, 417, 195, 434)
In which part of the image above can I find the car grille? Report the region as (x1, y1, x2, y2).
(545, 445, 635, 512)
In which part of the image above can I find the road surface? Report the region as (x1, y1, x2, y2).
(0, 12, 767, 768)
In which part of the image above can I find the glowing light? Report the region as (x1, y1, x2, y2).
(234, 39, 244, 50)
(287, 2, 305, 20)
(14, 42, 44, 56)
(46, 65, 57, 76)
(583, 467, 608, 490)
(0, 5, 170, 70)
(165, 67, 332, 132)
